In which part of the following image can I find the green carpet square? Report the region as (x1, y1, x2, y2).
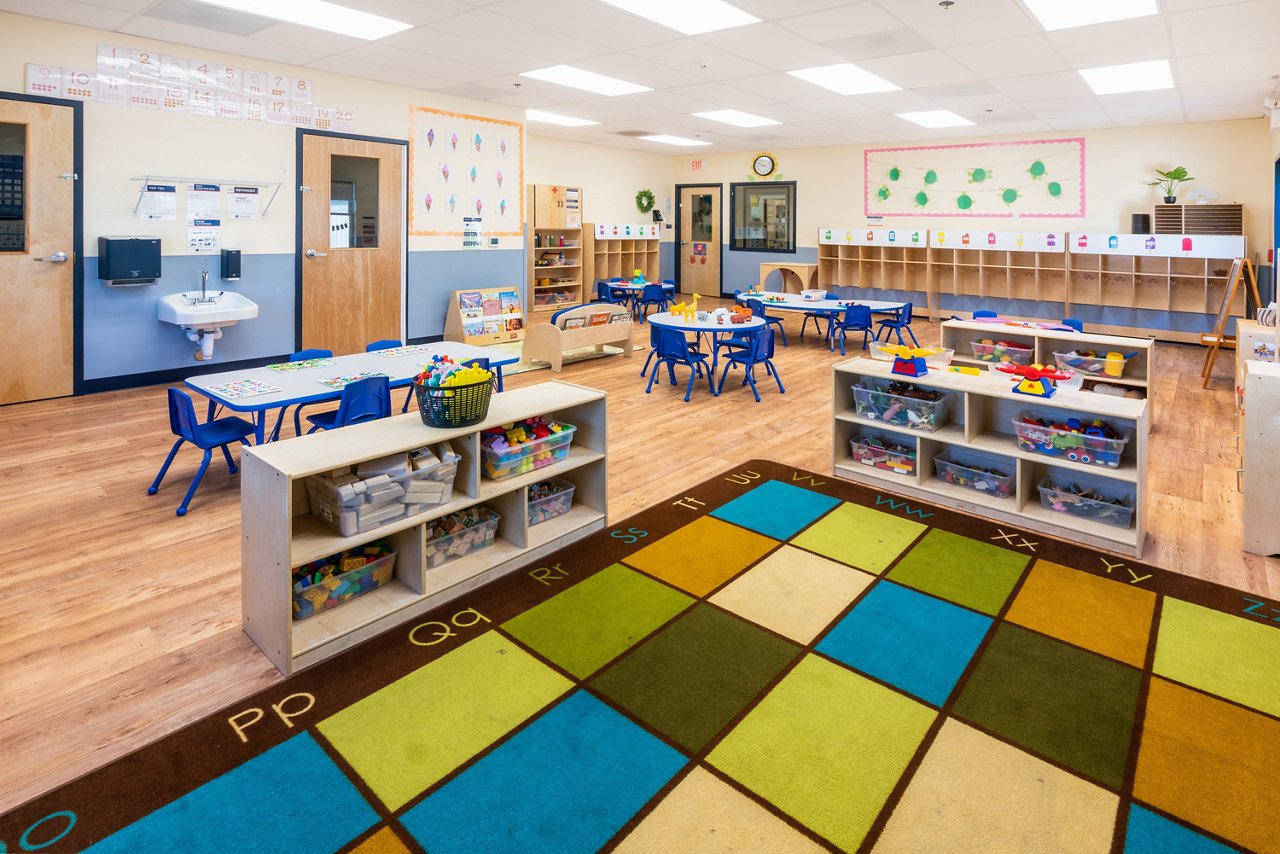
(316, 632, 571, 811)
(502, 563, 693, 679)
(707, 654, 935, 851)
(790, 502, 926, 574)
(886, 529, 1030, 615)
(589, 604, 801, 753)
(953, 623, 1142, 790)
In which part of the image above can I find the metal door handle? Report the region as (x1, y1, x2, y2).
(35, 251, 69, 263)
(305, 249, 328, 258)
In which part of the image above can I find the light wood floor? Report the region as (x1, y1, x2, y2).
(1, 305, 1276, 814)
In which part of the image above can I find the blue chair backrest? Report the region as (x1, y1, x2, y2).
(899, 302, 914, 324)
(166, 387, 200, 443)
(973, 310, 998, 319)
(366, 339, 402, 352)
(733, 289, 744, 305)
(1061, 317, 1083, 333)
(462, 357, 490, 372)
(290, 348, 333, 361)
(843, 304, 872, 328)
(608, 277, 624, 282)
(641, 283, 665, 302)
(335, 376, 391, 427)
(595, 280, 611, 301)
(747, 298, 765, 318)
(750, 327, 775, 361)
(655, 328, 693, 361)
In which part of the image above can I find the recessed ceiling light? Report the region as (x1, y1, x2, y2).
(897, 110, 974, 128)
(525, 109, 599, 127)
(595, 0, 759, 35)
(1020, 0, 1158, 31)
(520, 65, 651, 96)
(1079, 59, 1174, 95)
(787, 63, 900, 96)
(196, 0, 410, 40)
(692, 109, 780, 128)
(640, 134, 711, 147)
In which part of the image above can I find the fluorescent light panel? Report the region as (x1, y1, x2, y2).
(641, 134, 711, 147)
(520, 65, 651, 96)
(787, 63, 900, 96)
(525, 109, 599, 127)
(594, 0, 759, 35)
(1020, 0, 1158, 32)
(1079, 59, 1173, 95)
(897, 110, 974, 128)
(197, 0, 410, 40)
(692, 109, 779, 128)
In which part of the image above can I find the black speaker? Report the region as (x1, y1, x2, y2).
(98, 236, 161, 285)
(221, 248, 242, 281)
(1131, 213, 1151, 234)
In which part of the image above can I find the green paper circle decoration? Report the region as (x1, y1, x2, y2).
(1028, 160, 1046, 179)
(915, 191, 929, 206)
(970, 168, 988, 183)
(1002, 188, 1019, 204)
(877, 185, 891, 200)
(888, 166, 901, 181)
(956, 193, 973, 210)
(1048, 181, 1063, 197)
(923, 169, 938, 185)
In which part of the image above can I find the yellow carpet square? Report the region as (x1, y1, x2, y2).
(710, 545, 876, 643)
(614, 767, 828, 854)
(624, 516, 778, 597)
(350, 826, 413, 854)
(1134, 677, 1280, 854)
(873, 719, 1118, 853)
(791, 502, 925, 574)
(1005, 560, 1156, 667)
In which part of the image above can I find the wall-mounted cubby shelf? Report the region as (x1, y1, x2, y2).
(584, 223, 661, 287)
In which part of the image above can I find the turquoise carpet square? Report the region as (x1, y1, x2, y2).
(85, 734, 377, 854)
(1125, 805, 1234, 853)
(710, 480, 840, 540)
(399, 690, 687, 854)
(816, 581, 992, 706)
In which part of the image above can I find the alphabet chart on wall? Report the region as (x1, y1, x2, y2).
(409, 106, 524, 237)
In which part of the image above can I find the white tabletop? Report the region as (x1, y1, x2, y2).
(739, 292, 906, 313)
(646, 312, 766, 333)
(607, 281, 674, 293)
(186, 341, 517, 411)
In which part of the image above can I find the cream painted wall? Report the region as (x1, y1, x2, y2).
(679, 120, 1274, 259)
(0, 12, 674, 255)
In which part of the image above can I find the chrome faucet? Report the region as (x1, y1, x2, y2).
(192, 270, 223, 304)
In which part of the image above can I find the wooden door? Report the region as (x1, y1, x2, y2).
(301, 134, 404, 355)
(679, 186, 721, 297)
(0, 98, 76, 404)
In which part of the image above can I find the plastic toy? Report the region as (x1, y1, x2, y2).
(850, 435, 916, 475)
(892, 355, 928, 377)
(291, 540, 394, 619)
(995, 362, 1073, 399)
(1039, 480, 1134, 528)
(414, 355, 493, 390)
(948, 365, 981, 376)
(480, 417, 574, 479)
(1013, 414, 1127, 468)
(971, 338, 1033, 365)
(852, 379, 947, 432)
(935, 459, 1013, 496)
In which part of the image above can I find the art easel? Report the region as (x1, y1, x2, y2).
(1201, 257, 1261, 388)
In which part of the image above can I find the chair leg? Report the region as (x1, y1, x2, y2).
(745, 366, 761, 402)
(770, 361, 785, 394)
(267, 406, 289, 442)
(775, 321, 788, 346)
(645, 359, 662, 394)
(147, 438, 185, 495)
(220, 442, 238, 473)
(905, 326, 919, 347)
(401, 386, 414, 414)
(640, 348, 656, 377)
(684, 367, 697, 402)
(177, 448, 213, 516)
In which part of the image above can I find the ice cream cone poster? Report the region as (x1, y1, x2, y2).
(411, 105, 524, 235)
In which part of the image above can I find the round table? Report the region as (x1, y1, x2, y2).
(646, 312, 765, 375)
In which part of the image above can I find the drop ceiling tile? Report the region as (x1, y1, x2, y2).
(744, 102, 826, 122)
(1, 0, 132, 28)
(881, 0, 1040, 48)
(821, 27, 936, 62)
(664, 81, 776, 109)
(1179, 80, 1275, 109)
(728, 72, 839, 102)
(991, 71, 1091, 102)
(853, 90, 944, 114)
(487, 0, 677, 50)
(118, 17, 329, 65)
(381, 30, 547, 74)
(734, 0, 854, 17)
(792, 118, 882, 136)
(74, 0, 160, 11)
(571, 56, 705, 91)
(623, 39, 764, 82)
(1099, 89, 1183, 114)
(487, 92, 566, 109)
(977, 118, 1054, 133)
(775, 2, 901, 42)
(1175, 48, 1280, 87)
(1022, 96, 1108, 119)
(1183, 105, 1266, 122)
(932, 91, 1015, 111)
(795, 96, 886, 119)
(350, 0, 472, 26)
(249, 22, 366, 53)
(1169, 0, 1280, 55)
(306, 56, 461, 92)
(1044, 18, 1170, 69)
(914, 80, 1003, 101)
(1044, 115, 1115, 131)
(1162, 0, 1248, 9)
(1111, 110, 1186, 127)
(429, 8, 611, 62)
(860, 49, 979, 89)
(945, 35, 1068, 79)
(698, 23, 847, 72)
(615, 89, 717, 115)
(340, 43, 494, 82)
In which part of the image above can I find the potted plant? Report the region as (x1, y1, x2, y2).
(1149, 167, 1193, 204)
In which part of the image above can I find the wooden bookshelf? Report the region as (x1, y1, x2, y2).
(527, 184, 584, 317)
(584, 223, 661, 291)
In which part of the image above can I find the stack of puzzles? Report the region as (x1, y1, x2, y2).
(290, 541, 395, 620)
(306, 443, 459, 536)
(480, 418, 576, 480)
(424, 506, 500, 569)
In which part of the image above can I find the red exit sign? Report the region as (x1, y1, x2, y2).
(690, 159, 703, 172)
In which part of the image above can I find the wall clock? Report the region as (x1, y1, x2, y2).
(752, 152, 776, 178)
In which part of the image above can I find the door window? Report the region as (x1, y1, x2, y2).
(330, 154, 378, 248)
(0, 122, 26, 252)
(729, 181, 796, 253)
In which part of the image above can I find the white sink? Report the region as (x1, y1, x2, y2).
(158, 291, 259, 329)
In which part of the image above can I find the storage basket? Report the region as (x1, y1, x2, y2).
(970, 340, 1033, 365)
(849, 435, 916, 475)
(425, 506, 500, 569)
(481, 422, 576, 480)
(933, 456, 1014, 497)
(1011, 411, 1129, 468)
(851, 379, 949, 432)
(292, 547, 395, 620)
(414, 377, 495, 428)
(305, 447, 459, 537)
(528, 477, 575, 525)
(1051, 351, 1135, 379)
(1037, 476, 1135, 529)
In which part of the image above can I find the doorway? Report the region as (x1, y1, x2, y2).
(298, 131, 406, 356)
(0, 94, 81, 405)
(676, 184, 722, 297)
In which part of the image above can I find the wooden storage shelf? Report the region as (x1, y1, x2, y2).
(833, 358, 1148, 556)
(584, 222, 661, 294)
(1153, 203, 1242, 236)
(241, 381, 608, 675)
(527, 184, 584, 315)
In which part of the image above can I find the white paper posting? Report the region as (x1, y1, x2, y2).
(187, 218, 221, 254)
(462, 217, 482, 249)
(187, 183, 222, 219)
(139, 183, 177, 221)
(229, 186, 260, 220)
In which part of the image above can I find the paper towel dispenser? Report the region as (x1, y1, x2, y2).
(98, 236, 161, 286)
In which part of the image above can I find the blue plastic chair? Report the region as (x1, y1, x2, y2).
(1061, 317, 1083, 333)
(639, 323, 663, 378)
(800, 299, 836, 340)
(746, 298, 788, 346)
(148, 388, 255, 516)
(306, 375, 392, 434)
(829, 304, 874, 356)
(591, 280, 627, 305)
(717, 328, 784, 402)
(877, 302, 919, 347)
(366, 339, 402, 352)
(263, 349, 335, 441)
(645, 328, 713, 401)
(974, 310, 998, 319)
(637, 283, 670, 322)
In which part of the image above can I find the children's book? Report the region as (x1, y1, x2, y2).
(608, 312, 630, 324)
(589, 312, 611, 326)
(563, 316, 586, 329)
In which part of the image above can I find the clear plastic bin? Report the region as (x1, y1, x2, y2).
(306, 448, 459, 537)
(933, 457, 1014, 497)
(1011, 412, 1129, 468)
(869, 343, 954, 366)
(292, 550, 395, 620)
(851, 379, 949, 432)
(1037, 476, 1135, 529)
(971, 340, 1033, 365)
(481, 424, 577, 480)
(1052, 351, 1135, 378)
(849, 435, 916, 475)
(528, 477, 575, 525)
(425, 507, 500, 569)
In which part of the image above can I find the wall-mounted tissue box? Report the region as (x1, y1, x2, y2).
(99, 236, 161, 286)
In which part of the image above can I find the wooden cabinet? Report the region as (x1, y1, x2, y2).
(1152, 203, 1242, 236)
(1242, 359, 1280, 555)
(816, 229, 932, 315)
(584, 223, 661, 288)
(832, 358, 1148, 557)
(527, 184, 584, 317)
(240, 381, 608, 675)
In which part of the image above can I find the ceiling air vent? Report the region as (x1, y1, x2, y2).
(142, 0, 275, 36)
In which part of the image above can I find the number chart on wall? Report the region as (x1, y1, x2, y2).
(864, 138, 1085, 218)
(409, 106, 524, 237)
